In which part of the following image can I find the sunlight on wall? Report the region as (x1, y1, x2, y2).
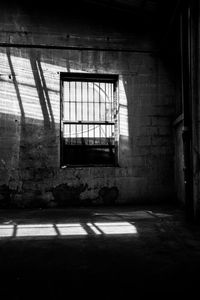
(11, 55, 44, 120)
(0, 52, 45, 119)
(40, 61, 67, 123)
(40, 61, 83, 123)
(0, 52, 80, 123)
(118, 78, 129, 137)
(0, 222, 137, 238)
(0, 52, 21, 116)
(0, 51, 129, 137)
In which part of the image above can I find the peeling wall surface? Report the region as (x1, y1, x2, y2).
(0, 2, 176, 208)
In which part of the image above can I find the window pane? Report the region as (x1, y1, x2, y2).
(95, 102, 100, 121)
(70, 82, 76, 102)
(61, 76, 117, 166)
(63, 102, 69, 120)
(77, 102, 82, 121)
(70, 103, 76, 121)
(88, 102, 93, 121)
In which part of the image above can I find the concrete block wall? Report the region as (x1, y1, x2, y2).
(0, 3, 176, 208)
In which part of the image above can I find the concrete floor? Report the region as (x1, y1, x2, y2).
(0, 205, 200, 300)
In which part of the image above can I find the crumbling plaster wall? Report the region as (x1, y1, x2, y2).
(0, 4, 175, 208)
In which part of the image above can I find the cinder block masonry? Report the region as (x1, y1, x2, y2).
(0, 2, 176, 208)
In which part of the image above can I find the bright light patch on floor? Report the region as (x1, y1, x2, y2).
(16, 224, 57, 237)
(40, 62, 81, 123)
(87, 223, 102, 235)
(0, 225, 14, 237)
(56, 224, 87, 236)
(94, 222, 137, 235)
(0, 222, 138, 238)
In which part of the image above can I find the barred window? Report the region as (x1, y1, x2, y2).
(60, 73, 118, 166)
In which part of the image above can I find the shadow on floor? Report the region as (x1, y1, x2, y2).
(0, 205, 199, 299)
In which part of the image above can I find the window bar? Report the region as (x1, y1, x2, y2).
(113, 82, 117, 162)
(87, 82, 89, 144)
(99, 82, 101, 144)
(81, 81, 83, 143)
(75, 81, 77, 144)
(113, 82, 116, 147)
(108, 83, 110, 122)
(110, 83, 113, 123)
(114, 83, 116, 124)
(105, 82, 107, 142)
(61, 82, 63, 160)
(113, 84, 115, 124)
(69, 81, 71, 144)
(93, 82, 95, 144)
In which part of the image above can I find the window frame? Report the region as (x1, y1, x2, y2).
(60, 72, 118, 167)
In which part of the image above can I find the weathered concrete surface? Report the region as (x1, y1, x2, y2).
(0, 4, 176, 208)
(0, 51, 175, 207)
(174, 116, 185, 205)
(172, 1, 200, 220)
(0, 205, 200, 299)
(0, 1, 161, 51)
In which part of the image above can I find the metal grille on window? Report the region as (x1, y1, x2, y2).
(61, 76, 117, 166)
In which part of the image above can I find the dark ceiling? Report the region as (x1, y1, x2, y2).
(86, 0, 178, 17)
(77, 0, 180, 36)
(4, 0, 179, 18)
(86, 0, 167, 13)
(1, 0, 180, 40)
